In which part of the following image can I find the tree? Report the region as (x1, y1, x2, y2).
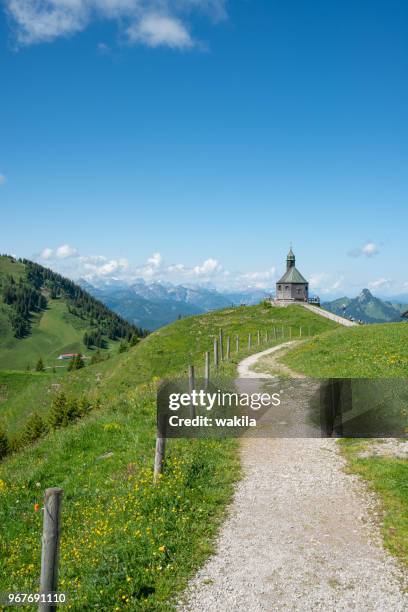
(68, 354, 85, 371)
(48, 392, 67, 429)
(20, 413, 47, 445)
(90, 350, 104, 365)
(35, 357, 45, 372)
(118, 341, 128, 354)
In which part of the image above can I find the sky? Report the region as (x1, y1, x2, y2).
(1, 0, 408, 297)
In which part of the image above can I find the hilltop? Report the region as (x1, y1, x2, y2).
(0, 255, 144, 371)
(323, 288, 408, 324)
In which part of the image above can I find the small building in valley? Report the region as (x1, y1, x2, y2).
(275, 248, 309, 303)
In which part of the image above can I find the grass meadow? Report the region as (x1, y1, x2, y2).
(0, 305, 335, 610)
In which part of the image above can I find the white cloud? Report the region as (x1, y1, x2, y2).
(6, 0, 227, 47)
(40, 247, 54, 260)
(56, 244, 79, 259)
(0, 174, 6, 184)
(309, 272, 344, 295)
(147, 252, 162, 268)
(33, 246, 281, 290)
(127, 14, 193, 48)
(348, 242, 379, 258)
(193, 258, 221, 276)
(368, 277, 391, 291)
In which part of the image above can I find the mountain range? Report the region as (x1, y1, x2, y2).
(82, 280, 408, 329)
(323, 289, 408, 324)
(80, 279, 271, 330)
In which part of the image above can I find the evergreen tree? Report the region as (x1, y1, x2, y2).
(20, 413, 47, 445)
(48, 392, 67, 429)
(68, 354, 85, 371)
(118, 340, 128, 353)
(35, 357, 45, 372)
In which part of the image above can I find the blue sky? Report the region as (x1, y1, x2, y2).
(1, 0, 407, 297)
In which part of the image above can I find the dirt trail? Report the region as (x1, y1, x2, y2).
(180, 344, 408, 611)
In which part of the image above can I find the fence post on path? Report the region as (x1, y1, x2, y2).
(289, 327, 292, 339)
(205, 351, 210, 385)
(219, 329, 224, 361)
(248, 333, 251, 349)
(299, 326, 302, 338)
(236, 335, 239, 354)
(39, 488, 63, 612)
(257, 330, 260, 345)
(226, 336, 230, 360)
(214, 338, 219, 369)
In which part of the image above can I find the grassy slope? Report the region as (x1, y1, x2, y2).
(281, 322, 408, 568)
(0, 257, 120, 371)
(0, 305, 336, 436)
(0, 298, 92, 371)
(283, 322, 408, 377)
(0, 304, 335, 611)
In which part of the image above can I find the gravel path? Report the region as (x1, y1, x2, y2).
(180, 345, 408, 612)
(237, 341, 299, 378)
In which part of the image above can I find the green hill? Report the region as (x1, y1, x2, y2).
(0, 255, 143, 370)
(282, 321, 408, 377)
(0, 303, 337, 609)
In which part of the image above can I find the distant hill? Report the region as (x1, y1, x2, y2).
(323, 288, 408, 324)
(82, 280, 271, 329)
(0, 255, 144, 370)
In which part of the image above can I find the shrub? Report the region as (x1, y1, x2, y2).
(49, 392, 92, 429)
(19, 413, 47, 445)
(48, 392, 68, 428)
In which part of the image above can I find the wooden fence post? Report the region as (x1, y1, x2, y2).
(39, 488, 63, 612)
(273, 327, 277, 340)
(219, 329, 224, 361)
(257, 330, 260, 345)
(299, 326, 302, 338)
(226, 336, 230, 360)
(154, 411, 167, 483)
(205, 351, 210, 385)
(248, 333, 251, 349)
(236, 335, 239, 354)
(289, 326, 292, 339)
(188, 365, 195, 418)
(281, 325, 284, 338)
(214, 338, 219, 368)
